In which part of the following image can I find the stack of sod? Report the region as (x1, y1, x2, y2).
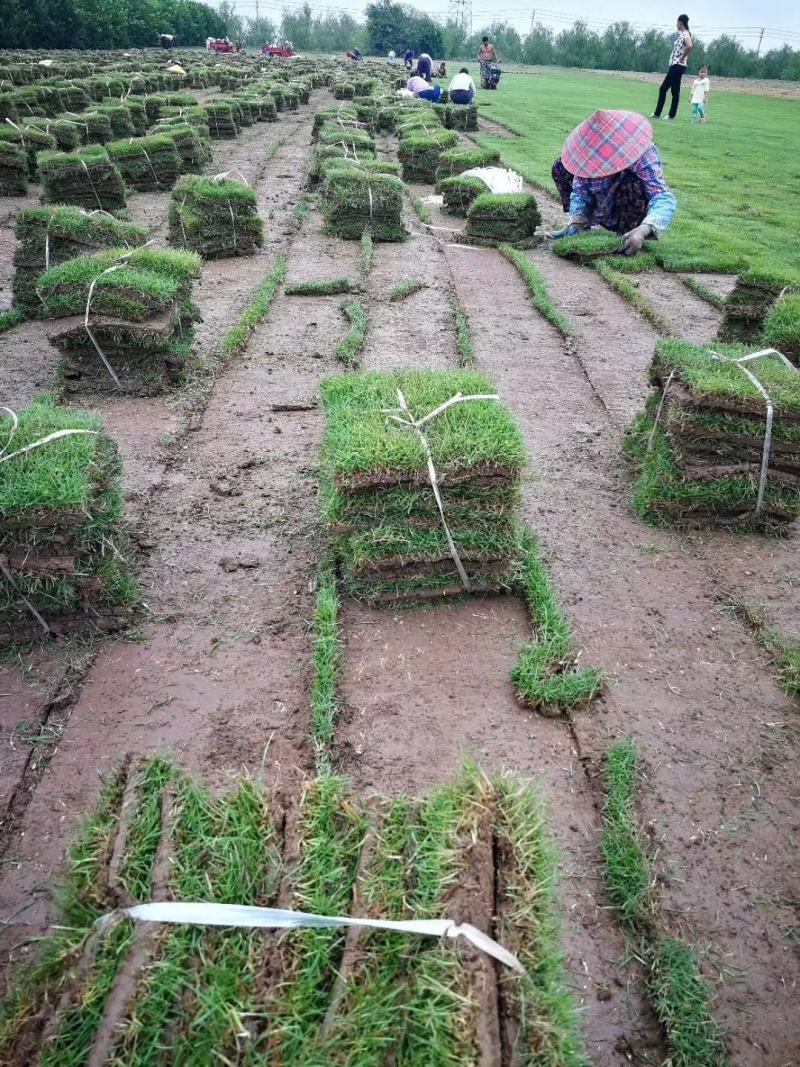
(0, 397, 135, 646)
(204, 101, 238, 138)
(441, 102, 479, 131)
(763, 294, 800, 366)
(0, 123, 56, 179)
(626, 339, 800, 530)
(0, 139, 28, 195)
(64, 110, 113, 144)
(465, 192, 540, 247)
(719, 268, 796, 344)
(107, 133, 181, 192)
(440, 174, 489, 216)
(168, 174, 263, 259)
(39, 146, 126, 210)
(398, 127, 458, 184)
(38, 247, 200, 395)
(159, 122, 211, 173)
(435, 145, 501, 188)
(312, 104, 359, 139)
(122, 97, 149, 135)
(319, 168, 406, 242)
(320, 369, 525, 603)
(94, 102, 135, 138)
(12, 205, 147, 313)
(22, 115, 81, 151)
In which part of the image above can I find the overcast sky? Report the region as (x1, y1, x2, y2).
(224, 0, 800, 49)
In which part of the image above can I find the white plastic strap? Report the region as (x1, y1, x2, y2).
(101, 901, 524, 972)
(384, 390, 501, 590)
(82, 242, 153, 388)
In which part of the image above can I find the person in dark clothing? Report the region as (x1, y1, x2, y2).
(403, 49, 414, 70)
(652, 15, 693, 121)
(415, 53, 432, 82)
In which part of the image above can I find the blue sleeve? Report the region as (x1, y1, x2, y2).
(568, 177, 593, 224)
(631, 148, 677, 235)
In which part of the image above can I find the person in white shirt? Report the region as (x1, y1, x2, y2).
(449, 67, 476, 105)
(690, 65, 710, 123)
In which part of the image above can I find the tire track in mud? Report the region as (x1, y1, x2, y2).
(0, 93, 357, 977)
(447, 239, 800, 1066)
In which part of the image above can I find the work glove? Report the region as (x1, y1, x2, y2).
(618, 224, 652, 257)
(547, 223, 585, 239)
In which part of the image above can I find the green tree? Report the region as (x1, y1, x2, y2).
(601, 21, 638, 70)
(555, 21, 602, 69)
(522, 23, 555, 66)
(281, 2, 313, 50)
(365, 1, 442, 58)
(217, 0, 244, 41)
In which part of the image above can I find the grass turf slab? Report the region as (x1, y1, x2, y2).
(0, 760, 588, 1065)
(320, 169, 406, 243)
(38, 145, 126, 210)
(435, 146, 500, 188)
(320, 369, 525, 491)
(168, 174, 263, 259)
(763, 294, 800, 365)
(465, 192, 540, 247)
(107, 133, 181, 192)
(440, 174, 489, 217)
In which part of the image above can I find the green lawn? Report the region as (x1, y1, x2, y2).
(472, 68, 800, 282)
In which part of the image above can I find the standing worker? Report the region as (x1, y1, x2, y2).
(449, 67, 476, 105)
(549, 109, 677, 256)
(652, 15, 693, 121)
(477, 35, 499, 87)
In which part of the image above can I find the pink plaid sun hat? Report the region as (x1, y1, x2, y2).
(561, 109, 652, 179)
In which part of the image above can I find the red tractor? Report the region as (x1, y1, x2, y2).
(209, 38, 235, 53)
(261, 43, 295, 58)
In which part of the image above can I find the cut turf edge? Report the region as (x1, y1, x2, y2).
(333, 298, 367, 367)
(311, 563, 340, 773)
(595, 260, 672, 336)
(501, 244, 572, 339)
(600, 739, 730, 1067)
(512, 529, 604, 713)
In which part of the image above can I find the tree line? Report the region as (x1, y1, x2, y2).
(0, 0, 225, 49)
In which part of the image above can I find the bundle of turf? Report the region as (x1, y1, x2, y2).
(465, 192, 540, 247)
(93, 102, 135, 138)
(22, 115, 81, 150)
(0, 123, 55, 179)
(440, 173, 490, 216)
(39, 145, 126, 210)
(0, 92, 18, 124)
(435, 146, 501, 188)
(310, 141, 377, 183)
(320, 369, 525, 603)
(626, 339, 800, 530)
(0, 397, 135, 646)
(320, 169, 406, 242)
(719, 268, 796, 344)
(122, 97, 148, 135)
(333, 80, 355, 100)
(441, 102, 479, 131)
(108, 133, 181, 192)
(160, 123, 211, 173)
(13, 205, 147, 313)
(64, 110, 113, 144)
(763, 294, 800, 366)
(553, 230, 625, 261)
(311, 105, 360, 140)
(168, 174, 263, 259)
(0, 140, 28, 196)
(398, 128, 458, 184)
(39, 246, 201, 395)
(205, 101, 238, 139)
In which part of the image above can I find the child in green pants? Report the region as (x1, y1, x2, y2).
(690, 66, 710, 123)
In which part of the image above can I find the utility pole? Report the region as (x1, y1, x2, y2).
(529, 9, 536, 35)
(756, 27, 765, 55)
(447, 0, 472, 36)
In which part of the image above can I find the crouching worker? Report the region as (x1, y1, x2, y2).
(449, 67, 476, 105)
(550, 109, 677, 255)
(407, 74, 442, 102)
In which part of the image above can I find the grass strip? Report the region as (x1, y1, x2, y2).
(0, 307, 24, 333)
(601, 740, 729, 1067)
(218, 254, 286, 360)
(118, 757, 176, 902)
(501, 244, 572, 339)
(296, 194, 311, 221)
(285, 277, 358, 296)
(677, 274, 726, 310)
(388, 278, 425, 303)
(595, 259, 672, 335)
(359, 230, 374, 276)
(496, 774, 590, 1067)
(453, 298, 475, 366)
(512, 529, 604, 712)
(266, 775, 367, 1063)
(724, 597, 800, 701)
(333, 298, 367, 367)
(311, 566, 339, 773)
(410, 196, 431, 225)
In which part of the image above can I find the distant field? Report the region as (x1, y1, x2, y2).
(473, 67, 800, 281)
